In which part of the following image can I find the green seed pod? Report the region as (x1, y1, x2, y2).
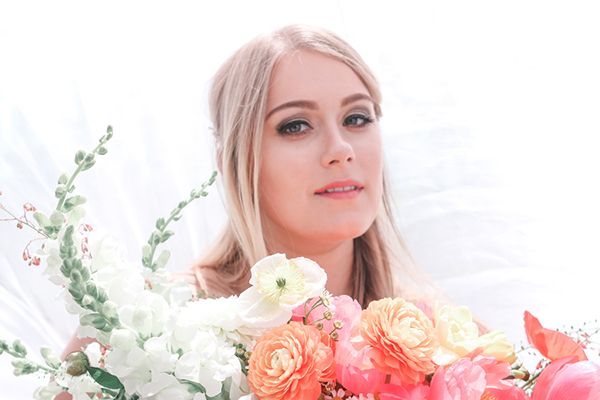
(65, 351, 90, 376)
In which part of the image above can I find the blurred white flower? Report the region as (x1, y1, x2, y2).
(33, 381, 62, 400)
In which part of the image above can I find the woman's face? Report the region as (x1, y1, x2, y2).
(259, 50, 383, 252)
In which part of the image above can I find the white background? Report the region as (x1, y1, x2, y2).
(1, 1, 600, 398)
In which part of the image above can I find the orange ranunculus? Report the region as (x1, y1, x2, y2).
(247, 321, 335, 400)
(359, 297, 437, 385)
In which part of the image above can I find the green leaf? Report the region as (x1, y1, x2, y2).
(154, 249, 170, 269)
(75, 150, 86, 165)
(33, 212, 51, 229)
(80, 313, 106, 330)
(80, 159, 96, 171)
(160, 230, 174, 243)
(63, 195, 87, 212)
(87, 366, 124, 390)
(50, 211, 64, 226)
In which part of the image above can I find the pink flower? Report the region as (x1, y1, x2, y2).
(429, 359, 487, 400)
(524, 311, 587, 362)
(531, 357, 600, 400)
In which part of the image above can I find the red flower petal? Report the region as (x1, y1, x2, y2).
(524, 311, 587, 362)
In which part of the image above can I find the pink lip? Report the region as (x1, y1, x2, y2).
(314, 179, 364, 199)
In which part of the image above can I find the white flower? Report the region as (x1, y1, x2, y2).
(118, 291, 170, 337)
(174, 329, 242, 398)
(432, 304, 481, 365)
(87, 231, 125, 272)
(138, 371, 193, 400)
(237, 254, 326, 329)
(33, 381, 62, 400)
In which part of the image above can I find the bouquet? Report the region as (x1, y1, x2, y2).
(1, 127, 599, 400)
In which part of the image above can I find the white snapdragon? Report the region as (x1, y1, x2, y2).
(238, 253, 327, 329)
(174, 329, 243, 398)
(118, 291, 170, 337)
(87, 231, 125, 272)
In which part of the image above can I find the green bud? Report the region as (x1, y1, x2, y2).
(58, 173, 68, 185)
(70, 270, 83, 282)
(80, 159, 96, 171)
(81, 295, 94, 307)
(155, 218, 165, 230)
(106, 125, 113, 139)
(65, 351, 90, 376)
(54, 185, 67, 198)
(102, 301, 118, 319)
(97, 146, 108, 155)
(40, 347, 61, 369)
(33, 212, 51, 229)
(154, 249, 170, 269)
(12, 340, 27, 357)
(50, 211, 64, 226)
(12, 359, 37, 376)
(75, 150, 86, 165)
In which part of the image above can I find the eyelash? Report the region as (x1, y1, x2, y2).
(276, 113, 374, 136)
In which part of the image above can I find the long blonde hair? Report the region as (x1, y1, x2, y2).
(196, 25, 429, 306)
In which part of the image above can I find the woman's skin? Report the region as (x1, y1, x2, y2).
(259, 50, 384, 297)
(58, 49, 384, 399)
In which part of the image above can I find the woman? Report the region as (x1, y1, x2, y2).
(188, 24, 432, 307)
(59, 25, 434, 397)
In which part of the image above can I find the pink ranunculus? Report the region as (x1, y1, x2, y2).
(531, 357, 600, 400)
(484, 385, 530, 400)
(379, 383, 430, 400)
(429, 359, 487, 400)
(336, 363, 387, 395)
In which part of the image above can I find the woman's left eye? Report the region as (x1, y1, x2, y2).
(343, 113, 374, 127)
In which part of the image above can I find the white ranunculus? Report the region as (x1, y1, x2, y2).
(237, 254, 327, 329)
(432, 304, 481, 365)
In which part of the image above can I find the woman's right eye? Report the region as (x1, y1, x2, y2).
(277, 119, 311, 135)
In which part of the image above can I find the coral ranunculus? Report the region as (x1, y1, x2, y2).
(247, 322, 334, 400)
(358, 297, 437, 385)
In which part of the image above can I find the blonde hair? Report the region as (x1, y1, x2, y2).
(196, 25, 431, 306)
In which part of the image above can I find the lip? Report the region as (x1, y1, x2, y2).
(314, 179, 364, 199)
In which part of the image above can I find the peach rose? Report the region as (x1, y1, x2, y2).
(247, 322, 334, 399)
(358, 297, 437, 385)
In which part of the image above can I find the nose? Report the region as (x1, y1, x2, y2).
(321, 123, 355, 167)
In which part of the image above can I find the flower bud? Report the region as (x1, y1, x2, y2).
(323, 311, 333, 320)
(40, 347, 61, 369)
(81, 295, 94, 307)
(65, 351, 90, 376)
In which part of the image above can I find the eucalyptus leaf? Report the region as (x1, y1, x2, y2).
(87, 366, 124, 390)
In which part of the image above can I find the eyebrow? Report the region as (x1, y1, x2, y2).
(266, 93, 375, 120)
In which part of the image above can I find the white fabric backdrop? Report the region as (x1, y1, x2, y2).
(1, 1, 600, 398)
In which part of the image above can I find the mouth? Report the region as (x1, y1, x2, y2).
(314, 180, 364, 196)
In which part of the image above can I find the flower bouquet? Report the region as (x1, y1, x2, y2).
(1, 127, 599, 400)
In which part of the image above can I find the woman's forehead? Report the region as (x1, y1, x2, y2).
(267, 50, 371, 108)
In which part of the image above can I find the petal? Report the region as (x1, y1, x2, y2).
(524, 311, 587, 362)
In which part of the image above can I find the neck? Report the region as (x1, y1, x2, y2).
(265, 236, 354, 297)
